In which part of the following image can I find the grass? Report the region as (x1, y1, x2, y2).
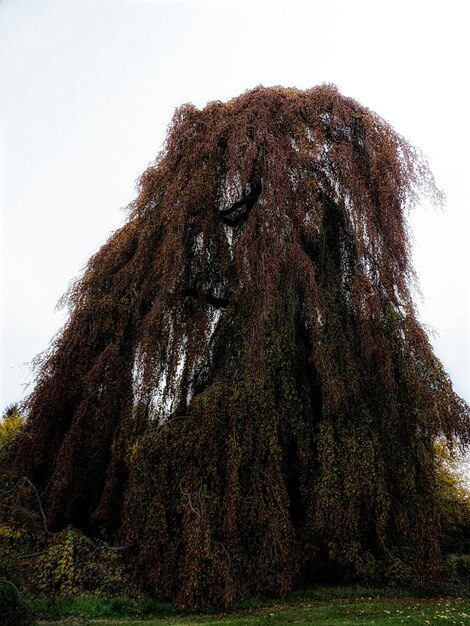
(30, 587, 470, 626)
(32, 595, 177, 620)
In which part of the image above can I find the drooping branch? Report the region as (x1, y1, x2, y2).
(219, 179, 263, 226)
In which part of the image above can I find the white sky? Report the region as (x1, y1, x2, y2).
(1, 0, 469, 410)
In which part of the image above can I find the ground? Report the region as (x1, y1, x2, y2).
(31, 588, 470, 626)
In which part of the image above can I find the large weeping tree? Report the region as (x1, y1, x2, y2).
(14, 85, 469, 607)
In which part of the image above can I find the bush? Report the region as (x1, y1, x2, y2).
(0, 580, 33, 626)
(29, 528, 133, 597)
(446, 553, 470, 585)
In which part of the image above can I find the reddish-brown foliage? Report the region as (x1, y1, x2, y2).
(14, 85, 469, 606)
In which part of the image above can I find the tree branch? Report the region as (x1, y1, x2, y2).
(186, 288, 229, 309)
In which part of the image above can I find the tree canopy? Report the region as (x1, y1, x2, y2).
(14, 85, 469, 607)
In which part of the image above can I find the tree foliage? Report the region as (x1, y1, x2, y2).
(13, 85, 469, 607)
(0, 405, 23, 451)
(435, 441, 470, 555)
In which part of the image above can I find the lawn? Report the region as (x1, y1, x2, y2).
(32, 587, 470, 626)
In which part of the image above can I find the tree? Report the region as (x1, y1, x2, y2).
(435, 440, 470, 555)
(0, 404, 23, 451)
(13, 85, 469, 607)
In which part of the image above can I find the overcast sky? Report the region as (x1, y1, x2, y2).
(1, 0, 469, 410)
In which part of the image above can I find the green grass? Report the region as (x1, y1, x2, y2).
(32, 594, 177, 619)
(31, 587, 470, 626)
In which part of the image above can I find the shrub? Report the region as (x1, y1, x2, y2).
(0, 579, 33, 626)
(446, 553, 470, 586)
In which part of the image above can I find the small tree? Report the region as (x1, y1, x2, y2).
(435, 441, 470, 553)
(14, 85, 469, 607)
(0, 404, 23, 450)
